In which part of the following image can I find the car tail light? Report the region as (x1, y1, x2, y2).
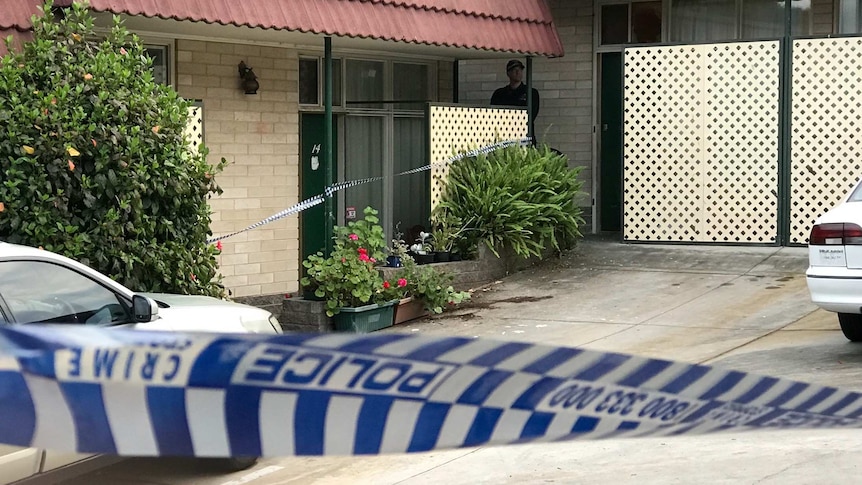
(810, 223, 862, 245)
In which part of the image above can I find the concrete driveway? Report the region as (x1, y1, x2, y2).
(35, 237, 862, 485)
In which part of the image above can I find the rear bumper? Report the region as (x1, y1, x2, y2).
(806, 267, 862, 314)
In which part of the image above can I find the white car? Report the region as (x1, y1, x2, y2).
(806, 179, 862, 342)
(0, 241, 281, 482)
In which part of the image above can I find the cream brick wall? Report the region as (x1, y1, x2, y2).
(176, 40, 300, 299)
(437, 60, 455, 102)
(458, 0, 595, 223)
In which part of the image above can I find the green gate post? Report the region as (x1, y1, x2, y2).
(324, 37, 334, 257)
(777, 0, 793, 246)
(526, 56, 534, 142)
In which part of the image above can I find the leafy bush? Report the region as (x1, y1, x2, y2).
(301, 207, 389, 316)
(438, 144, 584, 259)
(401, 257, 470, 314)
(0, 1, 226, 296)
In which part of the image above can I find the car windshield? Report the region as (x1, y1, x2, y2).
(849, 182, 862, 201)
(0, 260, 129, 325)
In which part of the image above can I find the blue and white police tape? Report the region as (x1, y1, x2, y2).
(1, 324, 861, 458)
(206, 137, 533, 244)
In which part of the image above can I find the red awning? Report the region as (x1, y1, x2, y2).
(45, 0, 564, 57)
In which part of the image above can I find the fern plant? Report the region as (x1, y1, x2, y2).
(438, 144, 585, 259)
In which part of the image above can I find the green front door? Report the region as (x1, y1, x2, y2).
(300, 113, 337, 264)
(599, 52, 623, 232)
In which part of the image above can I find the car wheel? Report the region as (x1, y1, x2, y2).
(838, 313, 862, 342)
(208, 456, 259, 472)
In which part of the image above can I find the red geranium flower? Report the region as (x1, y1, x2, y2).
(397, 278, 407, 287)
(383, 281, 391, 289)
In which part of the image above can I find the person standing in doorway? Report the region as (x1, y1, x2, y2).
(490, 59, 540, 124)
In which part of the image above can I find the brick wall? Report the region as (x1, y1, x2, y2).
(437, 60, 454, 102)
(175, 40, 300, 298)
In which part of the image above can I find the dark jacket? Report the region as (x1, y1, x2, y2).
(490, 83, 540, 121)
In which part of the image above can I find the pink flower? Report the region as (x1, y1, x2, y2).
(359, 253, 370, 262)
(216, 241, 223, 251)
(370, 257, 376, 263)
(383, 281, 391, 289)
(358, 247, 367, 254)
(120, 47, 127, 55)
(349, 234, 358, 240)
(397, 278, 407, 287)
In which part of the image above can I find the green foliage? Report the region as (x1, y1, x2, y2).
(438, 144, 585, 259)
(302, 207, 469, 316)
(430, 205, 471, 253)
(388, 257, 470, 314)
(0, 1, 226, 296)
(301, 207, 390, 316)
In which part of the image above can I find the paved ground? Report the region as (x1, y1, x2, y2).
(27, 237, 862, 485)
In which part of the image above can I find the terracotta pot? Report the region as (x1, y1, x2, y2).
(393, 297, 428, 325)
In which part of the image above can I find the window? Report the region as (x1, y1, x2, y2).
(299, 57, 343, 106)
(600, 2, 663, 45)
(670, 0, 810, 42)
(838, 0, 862, 33)
(0, 261, 129, 325)
(145, 45, 170, 85)
(393, 63, 429, 111)
(346, 59, 385, 109)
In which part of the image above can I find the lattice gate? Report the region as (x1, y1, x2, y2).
(624, 37, 862, 245)
(623, 41, 780, 243)
(790, 37, 862, 244)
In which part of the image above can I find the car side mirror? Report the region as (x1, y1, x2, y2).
(132, 294, 159, 323)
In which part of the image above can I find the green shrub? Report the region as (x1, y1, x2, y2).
(401, 257, 470, 314)
(0, 1, 226, 297)
(438, 144, 585, 259)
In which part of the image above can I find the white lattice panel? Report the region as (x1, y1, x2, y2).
(624, 41, 780, 243)
(428, 104, 527, 208)
(625, 45, 704, 241)
(703, 42, 779, 243)
(184, 105, 204, 155)
(791, 37, 862, 244)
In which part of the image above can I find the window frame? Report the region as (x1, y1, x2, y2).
(141, 37, 176, 86)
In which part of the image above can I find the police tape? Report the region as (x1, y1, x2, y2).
(206, 137, 533, 244)
(1, 324, 860, 458)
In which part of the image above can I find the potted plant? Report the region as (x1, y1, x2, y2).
(300, 207, 397, 332)
(430, 207, 470, 262)
(387, 223, 410, 268)
(379, 273, 424, 325)
(410, 231, 436, 264)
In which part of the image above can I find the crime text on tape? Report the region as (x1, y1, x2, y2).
(1, 324, 860, 458)
(206, 137, 533, 244)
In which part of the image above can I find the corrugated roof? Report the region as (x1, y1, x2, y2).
(0, 0, 41, 55)
(39, 0, 563, 57)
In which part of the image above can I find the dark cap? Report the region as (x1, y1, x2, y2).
(506, 59, 525, 72)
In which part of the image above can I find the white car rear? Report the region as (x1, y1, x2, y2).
(806, 178, 862, 341)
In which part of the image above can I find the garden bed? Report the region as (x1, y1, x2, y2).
(277, 244, 551, 333)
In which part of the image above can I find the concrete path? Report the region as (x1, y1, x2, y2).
(38, 238, 862, 485)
